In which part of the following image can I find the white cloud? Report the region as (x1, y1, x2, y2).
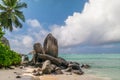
(52, 0, 120, 47)
(5, 0, 120, 54)
(27, 19, 41, 27)
(6, 19, 48, 54)
(22, 36, 33, 47)
(7, 35, 34, 54)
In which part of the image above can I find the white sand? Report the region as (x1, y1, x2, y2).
(0, 67, 111, 80)
(23, 67, 111, 80)
(0, 67, 22, 80)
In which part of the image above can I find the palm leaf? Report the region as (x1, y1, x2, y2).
(7, 19, 13, 31)
(15, 2, 27, 10)
(0, 0, 26, 32)
(2, 0, 10, 7)
(11, 0, 17, 7)
(13, 16, 22, 28)
(15, 10, 25, 22)
(0, 4, 6, 10)
(0, 12, 8, 26)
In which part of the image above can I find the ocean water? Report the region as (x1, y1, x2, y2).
(59, 53, 120, 80)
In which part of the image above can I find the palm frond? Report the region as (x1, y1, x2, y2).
(0, 0, 26, 32)
(0, 4, 6, 10)
(7, 19, 13, 31)
(15, 10, 25, 22)
(13, 16, 22, 28)
(2, 0, 10, 7)
(15, 2, 27, 10)
(11, 0, 17, 7)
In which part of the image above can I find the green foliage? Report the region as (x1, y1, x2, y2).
(0, 0, 27, 31)
(0, 42, 21, 67)
(0, 28, 4, 38)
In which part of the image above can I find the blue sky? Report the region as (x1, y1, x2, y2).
(5, 0, 120, 54)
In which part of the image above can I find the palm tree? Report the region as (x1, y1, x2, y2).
(0, 0, 27, 31)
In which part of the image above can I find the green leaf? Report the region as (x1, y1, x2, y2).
(15, 10, 25, 22)
(0, 0, 27, 32)
(0, 4, 6, 10)
(15, 2, 27, 10)
(14, 16, 22, 28)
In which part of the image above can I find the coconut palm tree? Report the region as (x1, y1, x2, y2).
(0, 0, 27, 31)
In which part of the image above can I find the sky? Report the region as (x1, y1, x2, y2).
(4, 0, 120, 54)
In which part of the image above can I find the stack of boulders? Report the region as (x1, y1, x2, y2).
(27, 33, 89, 76)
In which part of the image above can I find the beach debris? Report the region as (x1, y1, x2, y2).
(44, 33, 58, 58)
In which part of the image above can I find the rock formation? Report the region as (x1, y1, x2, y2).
(34, 43, 44, 54)
(25, 33, 88, 76)
(0, 37, 10, 47)
(43, 33, 58, 58)
(32, 43, 44, 64)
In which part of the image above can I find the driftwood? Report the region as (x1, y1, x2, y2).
(38, 54, 68, 67)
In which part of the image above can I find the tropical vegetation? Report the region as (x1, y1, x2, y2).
(0, 0, 27, 31)
(0, 28, 21, 68)
(0, 0, 27, 68)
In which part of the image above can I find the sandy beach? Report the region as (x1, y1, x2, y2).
(0, 67, 22, 80)
(0, 66, 111, 80)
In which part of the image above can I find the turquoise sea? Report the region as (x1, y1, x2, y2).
(28, 53, 120, 80)
(59, 53, 120, 80)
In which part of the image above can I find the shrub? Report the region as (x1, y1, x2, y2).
(0, 41, 21, 68)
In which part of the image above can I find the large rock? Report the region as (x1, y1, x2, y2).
(42, 60, 53, 74)
(0, 37, 10, 47)
(34, 43, 44, 54)
(44, 33, 58, 58)
(65, 62, 84, 75)
(32, 43, 44, 64)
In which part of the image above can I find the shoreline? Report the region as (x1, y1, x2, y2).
(0, 66, 111, 80)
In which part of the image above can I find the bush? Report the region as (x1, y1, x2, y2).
(0, 28, 21, 68)
(0, 42, 21, 68)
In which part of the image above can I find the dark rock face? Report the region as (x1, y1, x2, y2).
(44, 33, 58, 58)
(0, 37, 10, 47)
